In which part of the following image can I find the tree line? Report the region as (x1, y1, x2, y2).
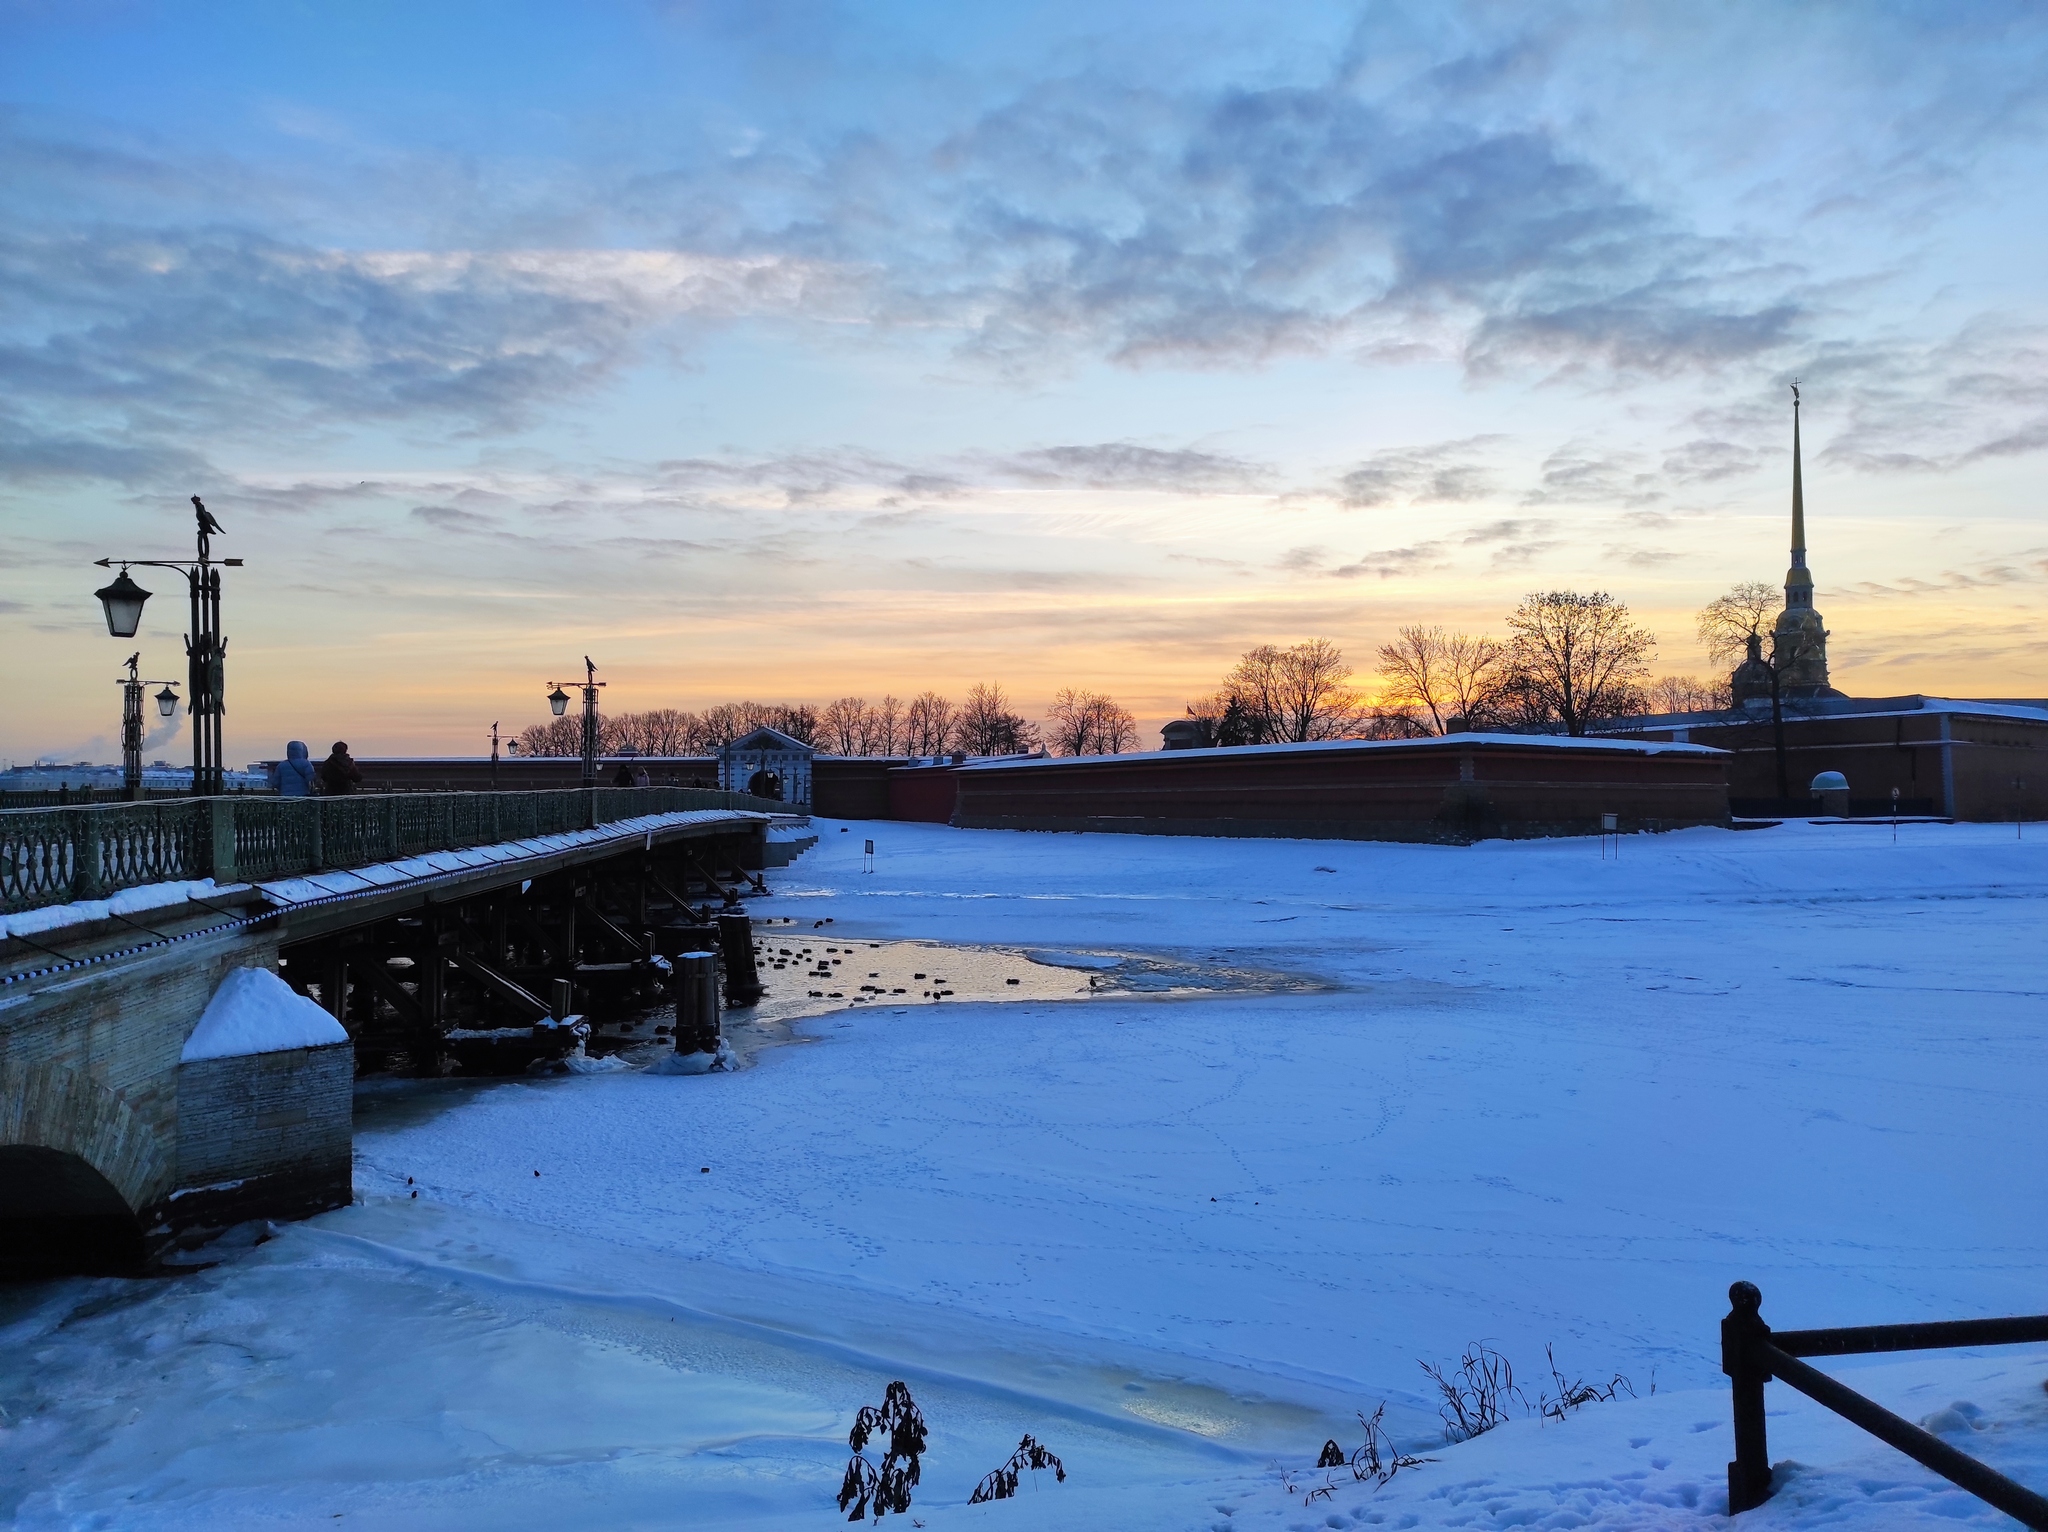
(1185, 584, 1771, 744)
(514, 682, 1135, 760)
(515, 583, 1779, 759)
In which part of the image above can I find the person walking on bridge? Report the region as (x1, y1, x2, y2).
(318, 742, 362, 796)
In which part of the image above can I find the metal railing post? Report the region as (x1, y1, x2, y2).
(71, 809, 106, 902)
(1723, 1281, 1773, 1514)
(208, 796, 238, 883)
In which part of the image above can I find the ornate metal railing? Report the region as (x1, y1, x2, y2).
(0, 787, 786, 914)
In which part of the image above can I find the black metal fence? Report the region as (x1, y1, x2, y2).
(0, 786, 788, 914)
(1722, 1282, 2048, 1526)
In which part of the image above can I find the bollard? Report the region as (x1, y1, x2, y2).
(1722, 1281, 1774, 1513)
(715, 911, 763, 1006)
(651, 921, 720, 960)
(674, 951, 721, 1053)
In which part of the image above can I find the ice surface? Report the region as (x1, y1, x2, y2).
(6, 818, 2046, 1529)
(179, 965, 349, 1061)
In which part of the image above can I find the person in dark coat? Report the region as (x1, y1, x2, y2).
(613, 762, 636, 788)
(318, 741, 362, 796)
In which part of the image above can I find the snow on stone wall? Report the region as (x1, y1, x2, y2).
(180, 966, 348, 1062)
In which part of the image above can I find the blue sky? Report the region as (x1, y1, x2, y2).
(3, 0, 2045, 761)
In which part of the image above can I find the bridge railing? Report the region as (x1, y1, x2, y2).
(0, 787, 788, 914)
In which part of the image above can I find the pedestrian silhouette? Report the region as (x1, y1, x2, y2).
(318, 741, 362, 796)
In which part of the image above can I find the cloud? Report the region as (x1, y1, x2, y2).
(410, 505, 500, 533)
(1604, 543, 1683, 569)
(1000, 442, 1271, 493)
(1662, 437, 1762, 484)
(0, 223, 849, 467)
(1335, 436, 1502, 507)
(1845, 554, 2048, 598)
(916, 66, 1815, 380)
(1329, 541, 1450, 579)
(1460, 517, 1552, 544)
(1522, 444, 1662, 507)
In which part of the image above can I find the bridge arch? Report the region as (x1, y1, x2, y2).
(0, 1145, 144, 1276)
(0, 1061, 169, 1275)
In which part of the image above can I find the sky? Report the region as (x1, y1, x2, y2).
(2, 0, 2045, 765)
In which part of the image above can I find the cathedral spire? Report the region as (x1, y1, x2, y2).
(1790, 382, 1806, 572)
(1784, 383, 1813, 611)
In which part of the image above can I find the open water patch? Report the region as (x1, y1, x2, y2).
(709, 937, 1319, 1063)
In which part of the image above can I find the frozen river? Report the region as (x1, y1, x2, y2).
(5, 819, 2045, 1529)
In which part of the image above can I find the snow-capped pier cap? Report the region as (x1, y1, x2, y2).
(181, 966, 349, 1062)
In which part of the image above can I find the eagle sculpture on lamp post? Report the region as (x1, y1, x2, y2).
(192, 495, 224, 558)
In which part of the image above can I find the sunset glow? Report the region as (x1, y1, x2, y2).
(4, 3, 2044, 764)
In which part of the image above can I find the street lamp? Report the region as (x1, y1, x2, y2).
(544, 656, 605, 788)
(95, 569, 153, 638)
(92, 495, 243, 796)
(115, 654, 181, 800)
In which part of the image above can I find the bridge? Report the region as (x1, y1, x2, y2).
(1, 786, 791, 1277)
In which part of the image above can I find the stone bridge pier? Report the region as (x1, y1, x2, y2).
(1, 911, 352, 1278)
(3, 790, 781, 1278)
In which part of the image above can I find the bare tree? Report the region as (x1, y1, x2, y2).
(864, 694, 903, 756)
(1045, 688, 1138, 756)
(1502, 591, 1655, 735)
(1355, 707, 1433, 739)
(770, 703, 819, 746)
(905, 691, 955, 755)
(1376, 627, 1509, 733)
(695, 702, 751, 747)
(607, 707, 697, 756)
(1092, 696, 1138, 754)
(1223, 645, 1289, 743)
(1648, 675, 1724, 713)
(1697, 581, 1780, 670)
(953, 681, 1039, 755)
(515, 716, 583, 756)
(1696, 581, 1815, 798)
(821, 696, 867, 755)
(1271, 638, 1363, 742)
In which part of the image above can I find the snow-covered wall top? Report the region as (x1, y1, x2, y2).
(958, 732, 1727, 772)
(181, 966, 349, 1062)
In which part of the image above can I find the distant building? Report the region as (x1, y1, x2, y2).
(1608, 695, 2048, 821)
(717, 726, 815, 806)
(1600, 387, 2048, 819)
(0, 761, 268, 796)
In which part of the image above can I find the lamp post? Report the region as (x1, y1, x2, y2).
(94, 497, 241, 797)
(114, 652, 181, 801)
(545, 656, 605, 788)
(489, 720, 501, 791)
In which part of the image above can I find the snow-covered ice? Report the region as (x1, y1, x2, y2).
(179, 965, 350, 1061)
(3, 819, 2045, 1529)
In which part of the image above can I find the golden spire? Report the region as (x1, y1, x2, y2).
(1790, 382, 1805, 570)
(1784, 382, 1813, 609)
